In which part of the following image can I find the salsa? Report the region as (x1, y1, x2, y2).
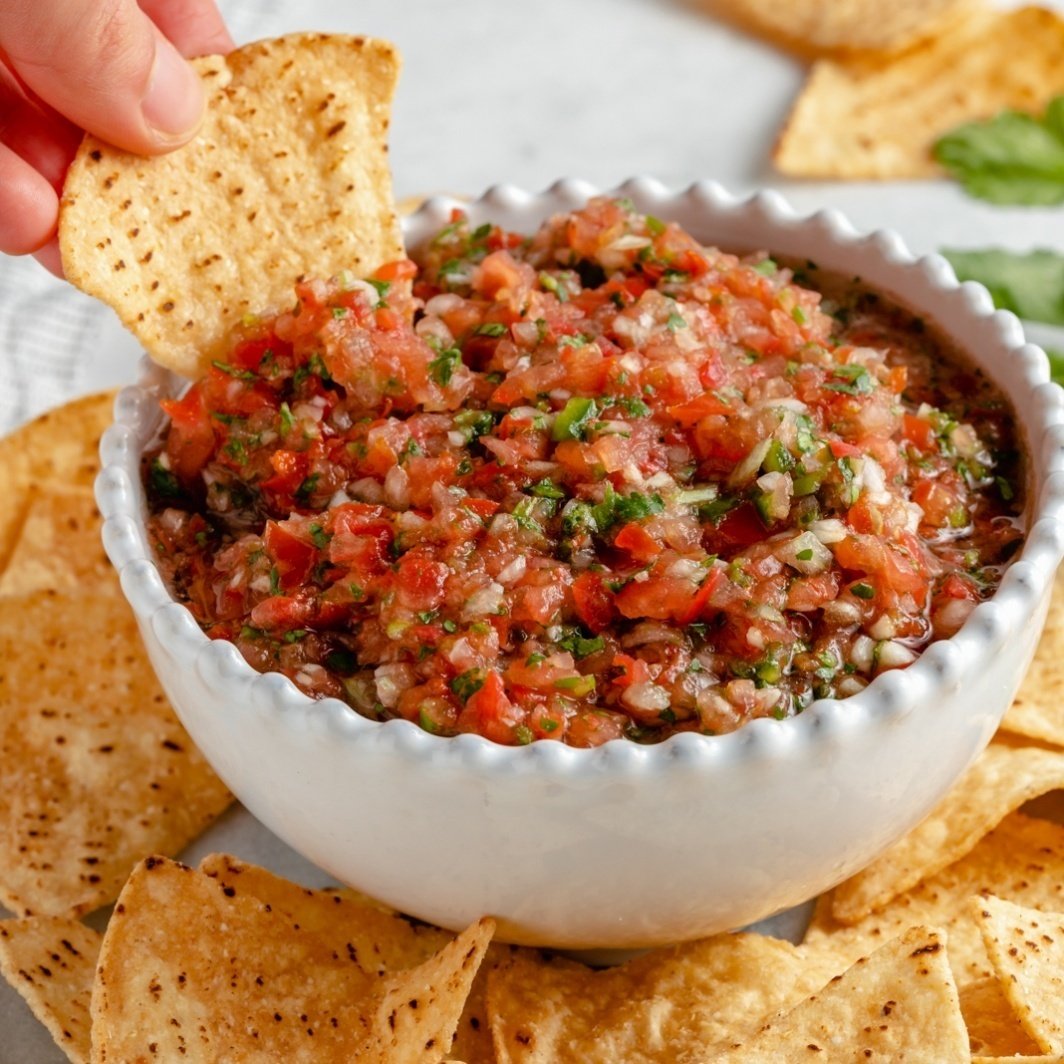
(145, 197, 1024, 746)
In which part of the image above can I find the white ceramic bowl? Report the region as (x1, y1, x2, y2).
(96, 179, 1064, 949)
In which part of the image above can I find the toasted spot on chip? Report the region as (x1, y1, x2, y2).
(0, 392, 114, 576)
(90, 856, 493, 1061)
(0, 914, 99, 1064)
(0, 486, 109, 597)
(710, 0, 974, 54)
(59, 34, 403, 378)
(774, 7, 1064, 178)
(0, 587, 231, 916)
(831, 741, 1064, 925)
(714, 927, 968, 1061)
(975, 895, 1064, 1053)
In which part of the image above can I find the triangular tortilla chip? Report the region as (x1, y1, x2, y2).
(975, 895, 1064, 1053)
(60, 34, 404, 378)
(804, 813, 1064, 986)
(90, 856, 493, 1062)
(0, 915, 100, 1064)
(0, 587, 231, 915)
(197, 854, 503, 1063)
(1002, 566, 1064, 749)
(713, 927, 968, 1061)
(774, 6, 1064, 178)
(711, 0, 973, 54)
(831, 741, 1064, 924)
(0, 485, 110, 597)
(486, 930, 840, 1062)
(0, 392, 114, 574)
(960, 976, 1043, 1057)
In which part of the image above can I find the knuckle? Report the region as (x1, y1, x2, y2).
(80, 0, 153, 79)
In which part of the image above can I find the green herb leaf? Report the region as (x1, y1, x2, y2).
(552, 397, 597, 442)
(933, 96, 1064, 205)
(824, 364, 874, 395)
(451, 669, 485, 702)
(941, 248, 1064, 327)
(149, 457, 181, 499)
(475, 322, 508, 337)
(429, 346, 463, 386)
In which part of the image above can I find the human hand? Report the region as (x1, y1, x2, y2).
(0, 0, 232, 275)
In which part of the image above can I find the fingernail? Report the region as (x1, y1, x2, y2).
(142, 38, 205, 144)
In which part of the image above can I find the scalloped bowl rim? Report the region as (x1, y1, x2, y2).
(96, 176, 1064, 782)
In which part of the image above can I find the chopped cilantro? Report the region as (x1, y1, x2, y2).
(331, 306, 348, 319)
(429, 346, 462, 386)
(666, 312, 686, 331)
(294, 473, 320, 503)
(645, 215, 666, 236)
(279, 402, 295, 434)
(210, 360, 257, 382)
(475, 322, 508, 337)
(824, 364, 874, 395)
(451, 669, 485, 702)
(933, 96, 1064, 205)
(309, 523, 330, 549)
(149, 457, 181, 498)
(556, 629, 606, 660)
(528, 478, 566, 499)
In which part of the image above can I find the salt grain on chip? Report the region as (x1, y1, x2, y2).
(60, 34, 404, 378)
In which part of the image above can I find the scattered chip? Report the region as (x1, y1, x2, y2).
(486, 930, 839, 1061)
(90, 856, 493, 1062)
(713, 927, 968, 1061)
(0, 915, 99, 1064)
(0, 392, 114, 575)
(1002, 566, 1064, 748)
(0, 486, 109, 597)
(716, 0, 973, 54)
(831, 741, 1064, 924)
(59, 34, 404, 378)
(197, 854, 503, 1064)
(0, 586, 231, 916)
(774, 6, 1064, 178)
(975, 895, 1064, 1053)
(804, 813, 1064, 986)
(960, 976, 1043, 1057)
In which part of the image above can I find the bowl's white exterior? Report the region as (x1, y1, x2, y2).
(97, 179, 1064, 948)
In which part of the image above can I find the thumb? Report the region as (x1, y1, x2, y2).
(0, 0, 205, 155)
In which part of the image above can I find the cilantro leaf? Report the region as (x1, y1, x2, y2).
(942, 248, 1064, 327)
(933, 96, 1064, 205)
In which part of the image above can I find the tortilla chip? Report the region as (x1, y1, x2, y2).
(714, 0, 973, 54)
(804, 813, 1064, 986)
(713, 927, 967, 1061)
(0, 486, 109, 597)
(774, 6, 1064, 178)
(197, 854, 502, 1063)
(91, 856, 493, 1062)
(0, 915, 100, 1064)
(831, 741, 1064, 924)
(59, 34, 403, 378)
(0, 392, 114, 575)
(0, 587, 231, 916)
(960, 977, 1043, 1057)
(1002, 566, 1064, 749)
(975, 895, 1064, 1053)
(486, 930, 840, 1062)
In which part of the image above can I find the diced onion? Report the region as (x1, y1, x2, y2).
(851, 635, 875, 673)
(876, 640, 917, 669)
(810, 519, 848, 545)
(729, 438, 772, 488)
(776, 531, 833, 575)
(622, 682, 671, 713)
